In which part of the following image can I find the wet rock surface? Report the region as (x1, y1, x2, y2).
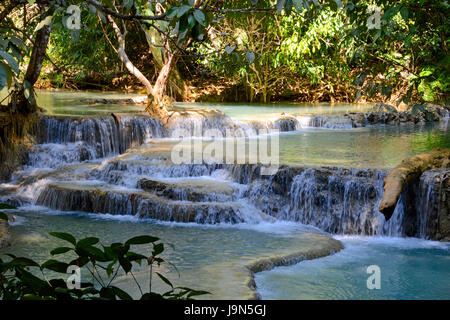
(2, 107, 449, 240)
(345, 103, 449, 127)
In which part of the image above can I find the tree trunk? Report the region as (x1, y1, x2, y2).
(145, 53, 176, 118)
(146, 26, 186, 101)
(107, 15, 174, 119)
(379, 148, 450, 220)
(8, 21, 51, 114)
(107, 15, 153, 95)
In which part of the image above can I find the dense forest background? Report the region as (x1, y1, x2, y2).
(1, 0, 449, 110)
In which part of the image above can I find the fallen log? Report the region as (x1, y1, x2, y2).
(379, 148, 450, 220)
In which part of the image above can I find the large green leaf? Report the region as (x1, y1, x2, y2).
(125, 235, 159, 245)
(76, 237, 99, 248)
(192, 9, 205, 26)
(50, 247, 73, 255)
(48, 232, 77, 246)
(10, 257, 40, 267)
(176, 5, 191, 18)
(276, 0, 286, 13)
(166, 6, 178, 19)
(41, 259, 70, 273)
(35, 15, 53, 32)
(0, 51, 19, 74)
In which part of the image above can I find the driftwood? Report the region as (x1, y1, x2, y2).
(379, 148, 450, 220)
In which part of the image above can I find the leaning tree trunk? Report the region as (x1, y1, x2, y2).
(145, 52, 177, 118)
(107, 15, 174, 119)
(107, 15, 153, 95)
(379, 148, 450, 220)
(146, 27, 187, 101)
(8, 22, 51, 114)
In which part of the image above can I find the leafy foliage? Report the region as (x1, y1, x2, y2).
(0, 231, 209, 300)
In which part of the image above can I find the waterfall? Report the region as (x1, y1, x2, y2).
(37, 115, 164, 158)
(273, 168, 388, 236)
(244, 166, 447, 239)
(2, 113, 446, 239)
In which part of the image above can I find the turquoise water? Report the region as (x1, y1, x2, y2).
(1, 89, 449, 300)
(33, 89, 449, 168)
(32, 89, 372, 118)
(277, 122, 450, 168)
(255, 237, 450, 300)
(175, 102, 373, 120)
(1, 207, 329, 300)
(35, 89, 147, 115)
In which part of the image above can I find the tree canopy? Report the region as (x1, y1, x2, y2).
(0, 0, 448, 116)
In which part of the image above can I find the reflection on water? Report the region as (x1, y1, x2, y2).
(277, 122, 450, 168)
(127, 120, 449, 169)
(255, 237, 450, 300)
(33, 89, 373, 119)
(35, 89, 147, 115)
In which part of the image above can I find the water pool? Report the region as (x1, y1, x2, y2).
(1, 89, 449, 300)
(255, 237, 450, 300)
(1, 207, 335, 300)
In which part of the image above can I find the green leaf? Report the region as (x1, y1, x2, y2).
(41, 259, 69, 273)
(225, 45, 236, 54)
(123, 0, 134, 9)
(24, 80, 31, 100)
(50, 247, 73, 255)
(118, 257, 132, 273)
(49, 232, 76, 246)
(187, 289, 210, 298)
(0, 63, 11, 90)
(276, 0, 286, 13)
(111, 286, 133, 300)
(99, 287, 116, 300)
(125, 235, 159, 245)
(126, 251, 147, 262)
(69, 256, 89, 268)
(152, 243, 164, 256)
(77, 237, 99, 248)
(177, 5, 191, 18)
(84, 245, 107, 261)
(192, 9, 205, 26)
(9, 36, 27, 52)
(140, 292, 164, 300)
(419, 70, 433, 77)
(400, 7, 409, 21)
(156, 272, 173, 288)
(166, 6, 178, 19)
(10, 257, 40, 267)
(292, 0, 304, 12)
(35, 15, 53, 32)
(187, 14, 196, 29)
(0, 51, 19, 74)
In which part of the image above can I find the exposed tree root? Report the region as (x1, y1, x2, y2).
(379, 148, 450, 220)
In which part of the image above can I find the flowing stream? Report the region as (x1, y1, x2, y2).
(1, 89, 449, 299)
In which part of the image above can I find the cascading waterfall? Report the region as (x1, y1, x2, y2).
(1, 112, 446, 239)
(37, 115, 164, 158)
